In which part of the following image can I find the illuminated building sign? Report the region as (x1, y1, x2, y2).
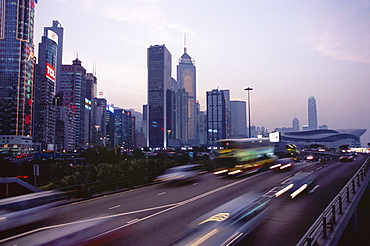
(107, 105, 114, 113)
(46, 62, 56, 82)
(98, 90, 107, 99)
(47, 30, 58, 45)
(85, 98, 92, 110)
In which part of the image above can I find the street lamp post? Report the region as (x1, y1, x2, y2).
(244, 87, 253, 138)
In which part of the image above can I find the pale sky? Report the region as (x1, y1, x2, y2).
(34, 0, 370, 145)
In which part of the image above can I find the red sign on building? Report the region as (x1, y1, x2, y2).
(46, 62, 56, 82)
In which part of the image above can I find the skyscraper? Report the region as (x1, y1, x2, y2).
(308, 96, 318, 130)
(230, 100, 247, 137)
(206, 89, 230, 146)
(59, 58, 87, 149)
(44, 20, 64, 92)
(37, 23, 59, 150)
(147, 45, 172, 148)
(177, 45, 196, 143)
(0, 0, 36, 148)
(292, 117, 299, 131)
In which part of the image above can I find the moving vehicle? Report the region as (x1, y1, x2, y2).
(213, 138, 277, 177)
(270, 158, 294, 171)
(172, 193, 271, 246)
(155, 164, 202, 183)
(339, 154, 353, 162)
(0, 191, 66, 231)
(275, 171, 316, 199)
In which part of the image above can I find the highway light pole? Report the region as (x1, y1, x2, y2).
(244, 87, 253, 138)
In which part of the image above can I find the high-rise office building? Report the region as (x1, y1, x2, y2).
(59, 58, 87, 149)
(86, 73, 97, 146)
(230, 100, 247, 137)
(147, 45, 172, 148)
(37, 24, 59, 150)
(206, 89, 230, 146)
(292, 117, 299, 131)
(308, 96, 318, 130)
(114, 108, 135, 149)
(44, 20, 63, 92)
(177, 46, 197, 143)
(0, 0, 36, 148)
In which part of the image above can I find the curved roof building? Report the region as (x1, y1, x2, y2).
(281, 129, 367, 148)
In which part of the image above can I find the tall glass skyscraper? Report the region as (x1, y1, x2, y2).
(308, 96, 318, 130)
(177, 46, 196, 143)
(0, 0, 36, 148)
(147, 45, 172, 148)
(44, 20, 63, 92)
(206, 89, 230, 146)
(37, 23, 59, 150)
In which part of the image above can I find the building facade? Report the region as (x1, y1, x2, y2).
(0, 0, 36, 149)
(147, 45, 172, 148)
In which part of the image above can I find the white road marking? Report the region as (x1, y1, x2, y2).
(309, 185, 320, 194)
(158, 192, 166, 196)
(109, 205, 121, 210)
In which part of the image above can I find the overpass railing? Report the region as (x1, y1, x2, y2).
(297, 156, 370, 246)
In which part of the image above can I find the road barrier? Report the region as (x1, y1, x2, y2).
(297, 156, 370, 246)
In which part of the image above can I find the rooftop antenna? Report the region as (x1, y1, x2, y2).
(184, 33, 187, 53)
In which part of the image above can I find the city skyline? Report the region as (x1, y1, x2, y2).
(34, 0, 370, 144)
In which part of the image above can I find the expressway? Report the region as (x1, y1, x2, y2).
(1, 154, 368, 246)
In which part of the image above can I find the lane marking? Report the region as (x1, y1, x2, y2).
(158, 192, 166, 196)
(109, 205, 121, 210)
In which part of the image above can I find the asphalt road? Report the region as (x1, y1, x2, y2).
(1, 154, 367, 246)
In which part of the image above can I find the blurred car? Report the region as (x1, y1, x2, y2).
(172, 193, 271, 246)
(303, 155, 317, 162)
(339, 154, 353, 162)
(275, 171, 316, 199)
(270, 158, 294, 171)
(155, 164, 202, 183)
(25, 216, 131, 246)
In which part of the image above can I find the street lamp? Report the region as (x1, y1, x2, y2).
(244, 87, 253, 138)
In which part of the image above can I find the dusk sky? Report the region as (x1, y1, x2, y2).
(34, 0, 370, 145)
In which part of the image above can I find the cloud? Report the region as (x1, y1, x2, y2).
(302, 1, 370, 63)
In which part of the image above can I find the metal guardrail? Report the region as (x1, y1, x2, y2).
(297, 156, 370, 246)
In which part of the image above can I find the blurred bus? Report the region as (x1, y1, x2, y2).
(0, 191, 66, 232)
(213, 138, 277, 177)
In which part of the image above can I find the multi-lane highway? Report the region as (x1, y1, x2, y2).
(1, 154, 368, 246)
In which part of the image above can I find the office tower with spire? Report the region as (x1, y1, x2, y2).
(0, 0, 36, 149)
(308, 96, 318, 130)
(147, 44, 172, 148)
(177, 39, 197, 144)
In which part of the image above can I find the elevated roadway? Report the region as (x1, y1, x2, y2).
(1, 154, 368, 246)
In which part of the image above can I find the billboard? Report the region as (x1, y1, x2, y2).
(47, 30, 58, 45)
(98, 91, 107, 99)
(46, 62, 56, 82)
